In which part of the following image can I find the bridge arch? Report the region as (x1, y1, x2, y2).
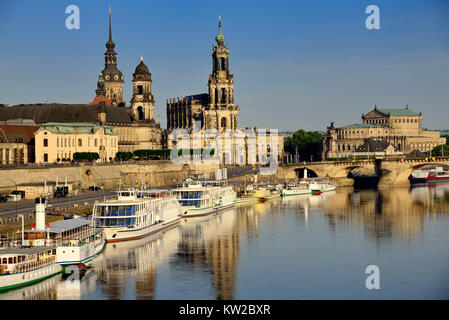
(295, 167, 318, 179)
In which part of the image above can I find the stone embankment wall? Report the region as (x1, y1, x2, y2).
(0, 161, 220, 193)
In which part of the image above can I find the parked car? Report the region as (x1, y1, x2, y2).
(0, 194, 8, 202)
(53, 186, 69, 198)
(8, 190, 25, 201)
(88, 186, 101, 191)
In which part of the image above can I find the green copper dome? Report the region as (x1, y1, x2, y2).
(215, 16, 225, 45)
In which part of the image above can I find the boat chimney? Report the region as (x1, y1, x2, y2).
(35, 197, 46, 231)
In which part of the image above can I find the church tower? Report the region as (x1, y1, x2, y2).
(205, 16, 239, 131)
(102, 7, 125, 106)
(131, 56, 154, 122)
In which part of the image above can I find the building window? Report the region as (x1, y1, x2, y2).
(57, 137, 59, 147)
(78, 139, 82, 147)
(94, 139, 98, 147)
(221, 117, 227, 128)
(43, 139, 48, 147)
(43, 153, 48, 162)
(137, 85, 143, 95)
(221, 88, 226, 103)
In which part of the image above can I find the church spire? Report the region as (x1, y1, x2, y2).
(108, 6, 112, 42)
(95, 72, 106, 96)
(215, 16, 225, 45)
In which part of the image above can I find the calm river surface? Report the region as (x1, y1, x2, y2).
(2, 184, 449, 300)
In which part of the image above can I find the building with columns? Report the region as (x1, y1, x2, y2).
(322, 105, 446, 159)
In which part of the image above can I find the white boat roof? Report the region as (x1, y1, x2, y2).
(0, 246, 56, 256)
(24, 218, 90, 234)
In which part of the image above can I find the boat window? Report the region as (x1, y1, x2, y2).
(8, 257, 13, 264)
(2, 258, 6, 264)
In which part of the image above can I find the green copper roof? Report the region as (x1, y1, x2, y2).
(215, 16, 225, 44)
(35, 122, 117, 135)
(339, 123, 385, 129)
(377, 108, 420, 116)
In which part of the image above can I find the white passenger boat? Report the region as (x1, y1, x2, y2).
(91, 189, 181, 243)
(281, 181, 310, 197)
(0, 246, 60, 292)
(175, 177, 236, 218)
(309, 177, 336, 194)
(56, 221, 106, 274)
(1, 197, 103, 292)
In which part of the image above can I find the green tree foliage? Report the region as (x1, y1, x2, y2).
(115, 152, 133, 160)
(133, 149, 171, 159)
(284, 129, 323, 161)
(432, 135, 449, 156)
(73, 152, 100, 161)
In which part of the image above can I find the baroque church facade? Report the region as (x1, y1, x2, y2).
(0, 9, 163, 157)
(165, 18, 284, 164)
(166, 17, 239, 132)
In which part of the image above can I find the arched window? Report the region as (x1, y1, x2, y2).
(221, 117, 227, 128)
(137, 106, 144, 120)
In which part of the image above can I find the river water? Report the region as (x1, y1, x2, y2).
(2, 183, 449, 300)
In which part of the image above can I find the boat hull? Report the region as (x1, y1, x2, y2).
(0, 263, 61, 292)
(409, 176, 449, 184)
(181, 202, 235, 218)
(103, 217, 180, 243)
(57, 236, 106, 272)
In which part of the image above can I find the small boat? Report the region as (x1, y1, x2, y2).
(409, 167, 449, 184)
(91, 189, 181, 243)
(175, 177, 236, 217)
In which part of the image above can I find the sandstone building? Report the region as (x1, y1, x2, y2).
(322, 105, 445, 159)
(0, 9, 162, 155)
(166, 18, 284, 164)
(0, 123, 39, 164)
(34, 122, 118, 163)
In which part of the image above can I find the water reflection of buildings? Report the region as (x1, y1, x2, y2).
(318, 185, 449, 241)
(177, 209, 239, 300)
(93, 226, 180, 299)
(0, 268, 98, 300)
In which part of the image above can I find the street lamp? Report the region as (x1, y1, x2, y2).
(37, 176, 49, 198)
(67, 174, 79, 195)
(5, 178, 18, 218)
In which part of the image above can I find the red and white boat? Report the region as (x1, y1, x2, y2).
(409, 167, 449, 184)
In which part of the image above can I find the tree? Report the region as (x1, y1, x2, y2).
(432, 135, 449, 156)
(73, 152, 100, 161)
(284, 129, 323, 161)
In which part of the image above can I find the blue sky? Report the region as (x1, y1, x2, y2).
(0, 0, 448, 131)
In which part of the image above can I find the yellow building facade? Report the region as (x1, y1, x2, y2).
(34, 122, 118, 163)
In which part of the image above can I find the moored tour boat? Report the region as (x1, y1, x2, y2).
(409, 167, 449, 184)
(56, 221, 106, 274)
(309, 178, 336, 194)
(175, 177, 236, 217)
(91, 189, 181, 243)
(281, 181, 310, 197)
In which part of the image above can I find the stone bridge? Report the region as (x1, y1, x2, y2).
(278, 156, 449, 185)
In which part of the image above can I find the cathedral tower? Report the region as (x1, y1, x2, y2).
(102, 7, 124, 106)
(131, 56, 154, 122)
(206, 16, 239, 131)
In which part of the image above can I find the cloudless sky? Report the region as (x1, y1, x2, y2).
(0, 0, 448, 131)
